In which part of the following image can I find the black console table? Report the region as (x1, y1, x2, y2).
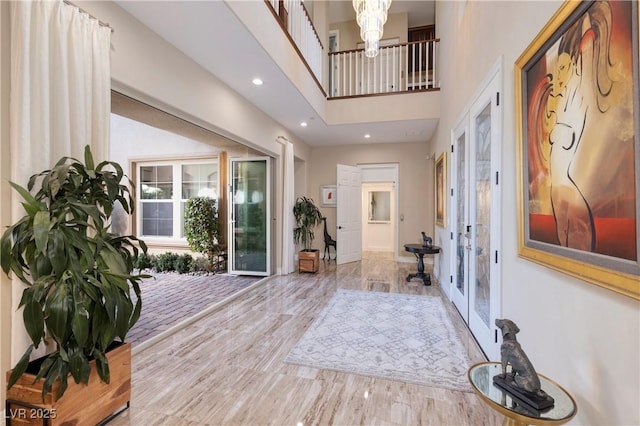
(404, 243, 440, 286)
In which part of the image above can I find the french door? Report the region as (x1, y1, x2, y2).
(451, 120, 470, 322)
(450, 65, 502, 360)
(228, 157, 270, 276)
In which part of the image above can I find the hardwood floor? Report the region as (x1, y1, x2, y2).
(111, 256, 503, 425)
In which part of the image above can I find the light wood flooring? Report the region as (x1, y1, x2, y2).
(111, 254, 503, 425)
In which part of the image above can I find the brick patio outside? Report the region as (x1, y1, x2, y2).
(126, 272, 262, 346)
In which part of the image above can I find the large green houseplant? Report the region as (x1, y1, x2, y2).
(1, 146, 148, 400)
(293, 196, 323, 272)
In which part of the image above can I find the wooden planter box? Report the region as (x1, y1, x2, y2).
(5, 342, 131, 425)
(298, 249, 320, 273)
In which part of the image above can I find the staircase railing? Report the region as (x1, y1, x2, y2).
(266, 0, 324, 87)
(328, 39, 440, 98)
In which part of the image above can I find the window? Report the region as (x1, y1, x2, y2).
(137, 159, 218, 241)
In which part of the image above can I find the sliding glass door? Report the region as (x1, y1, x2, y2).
(229, 157, 270, 276)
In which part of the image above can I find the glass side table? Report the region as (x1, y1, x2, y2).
(468, 362, 577, 426)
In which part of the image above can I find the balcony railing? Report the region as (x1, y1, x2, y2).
(328, 39, 440, 98)
(266, 0, 324, 87)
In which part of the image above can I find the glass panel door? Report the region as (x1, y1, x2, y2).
(452, 122, 469, 321)
(467, 67, 501, 360)
(472, 104, 492, 329)
(229, 157, 270, 276)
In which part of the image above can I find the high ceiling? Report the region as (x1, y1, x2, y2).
(329, 0, 435, 27)
(115, 1, 436, 148)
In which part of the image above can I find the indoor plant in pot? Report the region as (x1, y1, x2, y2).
(1, 146, 148, 424)
(293, 196, 323, 273)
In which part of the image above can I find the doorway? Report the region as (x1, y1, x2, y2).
(449, 62, 502, 360)
(229, 157, 271, 276)
(362, 182, 395, 259)
(359, 164, 399, 261)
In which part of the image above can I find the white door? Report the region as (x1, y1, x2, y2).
(336, 164, 362, 264)
(228, 157, 270, 276)
(450, 63, 502, 360)
(451, 120, 470, 322)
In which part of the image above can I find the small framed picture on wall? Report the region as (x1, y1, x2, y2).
(320, 185, 337, 207)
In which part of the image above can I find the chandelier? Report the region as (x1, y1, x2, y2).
(353, 0, 392, 58)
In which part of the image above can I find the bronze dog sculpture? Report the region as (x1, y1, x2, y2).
(495, 318, 552, 404)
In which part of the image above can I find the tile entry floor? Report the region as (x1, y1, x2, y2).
(112, 255, 502, 425)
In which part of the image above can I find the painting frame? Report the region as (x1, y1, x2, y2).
(320, 185, 337, 207)
(435, 151, 447, 227)
(515, 0, 640, 300)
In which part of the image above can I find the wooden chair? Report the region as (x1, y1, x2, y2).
(322, 217, 337, 260)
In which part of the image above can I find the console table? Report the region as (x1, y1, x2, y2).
(404, 243, 440, 286)
(468, 362, 577, 426)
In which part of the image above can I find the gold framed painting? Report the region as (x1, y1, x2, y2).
(515, 0, 640, 299)
(435, 151, 447, 227)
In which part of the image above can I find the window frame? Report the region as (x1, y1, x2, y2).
(134, 157, 219, 244)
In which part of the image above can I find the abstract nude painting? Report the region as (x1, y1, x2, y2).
(516, 0, 639, 299)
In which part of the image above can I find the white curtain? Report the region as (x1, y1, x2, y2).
(10, 0, 111, 185)
(282, 141, 296, 274)
(9, 0, 111, 361)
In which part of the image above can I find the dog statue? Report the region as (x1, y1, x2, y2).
(494, 319, 554, 408)
(421, 231, 432, 248)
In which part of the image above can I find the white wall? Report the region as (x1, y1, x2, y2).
(74, 0, 315, 273)
(434, 2, 640, 424)
(309, 143, 431, 259)
(110, 113, 224, 170)
(329, 11, 409, 51)
(0, 0, 313, 366)
(77, 1, 311, 164)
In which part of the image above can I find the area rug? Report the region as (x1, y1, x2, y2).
(285, 289, 473, 392)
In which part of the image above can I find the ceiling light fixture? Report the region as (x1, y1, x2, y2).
(353, 0, 392, 58)
(300, 121, 308, 127)
(364, 134, 371, 139)
(252, 78, 263, 86)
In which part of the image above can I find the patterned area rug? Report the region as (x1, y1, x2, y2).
(285, 289, 473, 392)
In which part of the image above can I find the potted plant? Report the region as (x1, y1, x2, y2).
(1, 146, 148, 424)
(293, 196, 323, 273)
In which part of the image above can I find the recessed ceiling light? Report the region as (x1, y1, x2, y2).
(252, 78, 263, 86)
(364, 134, 371, 139)
(300, 121, 308, 127)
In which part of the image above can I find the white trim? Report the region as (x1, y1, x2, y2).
(135, 158, 219, 242)
(447, 56, 503, 360)
(449, 117, 469, 318)
(358, 163, 400, 261)
(329, 29, 339, 53)
(228, 156, 271, 276)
